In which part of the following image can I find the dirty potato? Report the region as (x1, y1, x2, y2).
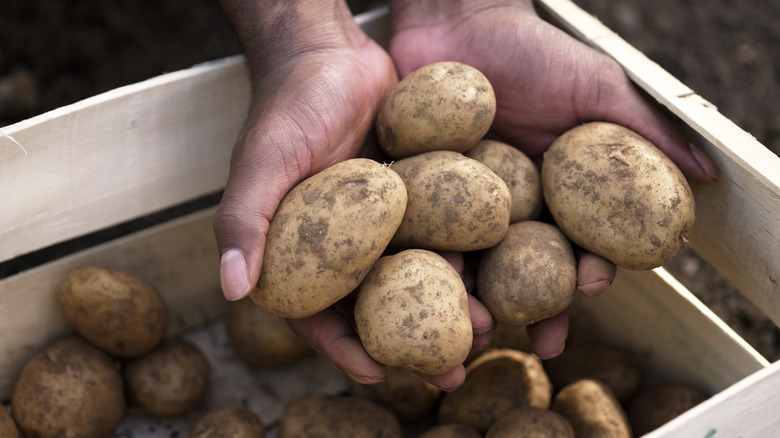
(390, 151, 511, 252)
(419, 424, 482, 438)
(541, 122, 696, 270)
(189, 406, 266, 438)
(0, 405, 20, 438)
(277, 394, 402, 438)
(354, 249, 472, 376)
(466, 139, 544, 223)
(477, 221, 577, 326)
(550, 379, 632, 438)
(485, 406, 575, 438)
(627, 383, 707, 435)
(376, 61, 496, 159)
(251, 158, 407, 319)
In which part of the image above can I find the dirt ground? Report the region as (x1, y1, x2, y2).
(1, 0, 778, 362)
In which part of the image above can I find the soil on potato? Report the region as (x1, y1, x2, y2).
(1, 0, 778, 361)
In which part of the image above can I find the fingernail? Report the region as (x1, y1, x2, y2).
(577, 279, 611, 297)
(347, 374, 386, 385)
(538, 342, 566, 360)
(689, 142, 718, 181)
(220, 249, 252, 301)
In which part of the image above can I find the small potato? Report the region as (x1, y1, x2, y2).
(542, 122, 696, 270)
(124, 338, 210, 417)
(277, 394, 403, 438)
(627, 383, 707, 436)
(189, 406, 266, 438)
(466, 139, 544, 223)
(419, 424, 482, 438)
(438, 348, 552, 433)
(11, 336, 125, 438)
(477, 221, 577, 326)
(376, 61, 496, 159)
(550, 379, 631, 438)
(348, 367, 442, 424)
(0, 405, 21, 438)
(58, 265, 169, 357)
(390, 151, 511, 252)
(226, 298, 311, 368)
(250, 158, 407, 319)
(485, 406, 575, 438)
(355, 249, 472, 375)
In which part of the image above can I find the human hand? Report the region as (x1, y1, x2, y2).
(388, 0, 717, 358)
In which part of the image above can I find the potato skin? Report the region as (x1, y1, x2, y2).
(355, 249, 473, 376)
(477, 221, 577, 326)
(627, 383, 707, 435)
(277, 394, 403, 438)
(466, 139, 544, 223)
(419, 424, 482, 438)
(376, 61, 496, 159)
(542, 122, 695, 270)
(0, 405, 21, 438)
(485, 406, 575, 438)
(251, 158, 407, 319)
(11, 336, 125, 438)
(390, 151, 511, 252)
(550, 379, 631, 438)
(189, 406, 266, 438)
(58, 265, 169, 358)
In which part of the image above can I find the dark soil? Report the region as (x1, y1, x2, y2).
(2, 0, 778, 362)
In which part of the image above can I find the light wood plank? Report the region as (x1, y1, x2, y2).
(536, 0, 780, 327)
(0, 208, 225, 399)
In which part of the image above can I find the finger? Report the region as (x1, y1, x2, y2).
(286, 308, 387, 385)
(576, 251, 617, 297)
(526, 309, 569, 360)
(416, 365, 467, 392)
(468, 294, 495, 351)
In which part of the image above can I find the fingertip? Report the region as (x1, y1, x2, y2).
(576, 252, 616, 297)
(418, 365, 467, 392)
(220, 249, 253, 301)
(526, 311, 569, 359)
(688, 141, 719, 183)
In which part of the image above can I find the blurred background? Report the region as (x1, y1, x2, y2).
(1, 0, 778, 358)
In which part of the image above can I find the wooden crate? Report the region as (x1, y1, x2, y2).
(1, 1, 779, 436)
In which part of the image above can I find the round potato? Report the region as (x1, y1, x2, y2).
(250, 158, 407, 319)
(477, 221, 577, 326)
(58, 265, 169, 358)
(376, 61, 496, 159)
(466, 139, 544, 223)
(438, 348, 552, 433)
(189, 406, 266, 438)
(124, 338, 210, 417)
(277, 394, 402, 438)
(485, 406, 574, 438)
(226, 298, 311, 368)
(348, 366, 442, 424)
(541, 122, 695, 270)
(355, 249, 472, 375)
(390, 151, 511, 252)
(627, 383, 707, 436)
(11, 336, 125, 438)
(419, 424, 482, 438)
(550, 379, 631, 438)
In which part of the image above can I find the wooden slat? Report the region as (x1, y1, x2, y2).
(0, 56, 250, 263)
(536, 0, 780, 328)
(0, 208, 225, 399)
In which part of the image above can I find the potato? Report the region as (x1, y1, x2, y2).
(376, 61, 496, 159)
(477, 221, 577, 326)
(189, 406, 266, 438)
(627, 383, 707, 436)
(541, 122, 695, 270)
(124, 338, 210, 417)
(58, 265, 169, 357)
(419, 424, 482, 438)
(348, 366, 442, 424)
(226, 298, 311, 368)
(250, 158, 407, 319)
(390, 151, 511, 252)
(466, 139, 544, 223)
(485, 406, 575, 438)
(0, 405, 20, 438)
(277, 393, 403, 438)
(550, 379, 631, 438)
(438, 348, 552, 433)
(355, 249, 472, 375)
(543, 341, 643, 404)
(10, 336, 125, 438)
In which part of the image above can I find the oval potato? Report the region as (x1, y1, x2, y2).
(485, 406, 574, 438)
(189, 406, 266, 438)
(550, 379, 631, 438)
(541, 122, 695, 270)
(376, 61, 496, 159)
(277, 394, 402, 438)
(251, 158, 407, 319)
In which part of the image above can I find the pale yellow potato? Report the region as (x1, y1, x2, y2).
(541, 122, 695, 270)
(348, 366, 442, 424)
(11, 337, 125, 438)
(477, 221, 577, 326)
(466, 139, 544, 223)
(390, 151, 511, 252)
(627, 383, 707, 436)
(355, 249, 472, 376)
(550, 379, 632, 438)
(250, 158, 407, 319)
(189, 406, 266, 438)
(485, 406, 575, 438)
(438, 348, 552, 433)
(277, 394, 403, 438)
(58, 265, 169, 358)
(376, 61, 496, 159)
